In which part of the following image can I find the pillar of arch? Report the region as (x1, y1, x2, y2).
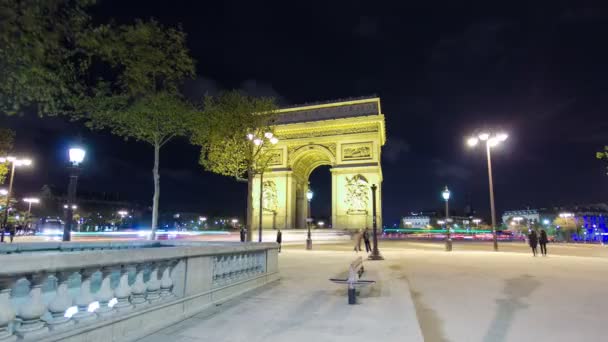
(251, 97, 386, 231)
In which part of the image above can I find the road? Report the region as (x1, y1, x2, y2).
(284, 240, 608, 342)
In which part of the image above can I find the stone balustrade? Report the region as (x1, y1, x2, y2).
(0, 241, 279, 342)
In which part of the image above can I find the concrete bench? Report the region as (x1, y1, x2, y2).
(329, 256, 375, 304)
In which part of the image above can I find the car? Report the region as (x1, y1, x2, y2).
(36, 217, 64, 236)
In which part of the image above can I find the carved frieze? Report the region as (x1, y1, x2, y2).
(262, 180, 278, 212)
(345, 174, 369, 215)
(342, 142, 373, 161)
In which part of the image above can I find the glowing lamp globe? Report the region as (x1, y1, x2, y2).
(306, 190, 314, 201)
(69, 147, 86, 165)
(442, 186, 450, 201)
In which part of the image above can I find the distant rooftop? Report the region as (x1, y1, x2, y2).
(274, 96, 381, 125)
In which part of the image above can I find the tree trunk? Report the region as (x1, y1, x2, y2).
(246, 168, 254, 242)
(150, 141, 160, 240)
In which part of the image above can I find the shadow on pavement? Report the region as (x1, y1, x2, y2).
(483, 274, 541, 342)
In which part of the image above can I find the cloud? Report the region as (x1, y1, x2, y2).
(182, 77, 221, 101)
(239, 80, 287, 104)
(432, 159, 471, 180)
(354, 16, 379, 38)
(383, 137, 411, 163)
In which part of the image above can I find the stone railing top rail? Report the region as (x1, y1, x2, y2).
(0, 241, 277, 276)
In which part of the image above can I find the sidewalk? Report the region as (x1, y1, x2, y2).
(140, 249, 423, 342)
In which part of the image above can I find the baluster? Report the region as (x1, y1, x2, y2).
(212, 257, 219, 284)
(113, 265, 132, 313)
(72, 269, 96, 323)
(16, 273, 48, 339)
(0, 277, 16, 342)
(256, 253, 262, 273)
(95, 267, 114, 318)
(130, 264, 147, 308)
(216, 256, 225, 286)
(47, 271, 74, 330)
(238, 254, 245, 278)
(245, 254, 252, 277)
(159, 261, 175, 299)
(146, 263, 161, 304)
(229, 255, 237, 281)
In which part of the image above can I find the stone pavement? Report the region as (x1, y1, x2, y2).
(140, 248, 424, 342)
(141, 241, 608, 342)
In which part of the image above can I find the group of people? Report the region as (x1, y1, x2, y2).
(353, 228, 373, 253)
(528, 229, 549, 256)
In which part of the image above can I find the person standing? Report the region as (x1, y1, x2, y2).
(363, 228, 371, 253)
(353, 230, 362, 253)
(539, 229, 548, 256)
(276, 229, 282, 253)
(8, 223, 16, 243)
(528, 230, 539, 256)
(239, 227, 246, 243)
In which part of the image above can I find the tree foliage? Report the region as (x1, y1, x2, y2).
(0, 128, 15, 183)
(192, 91, 278, 181)
(0, 0, 94, 116)
(77, 19, 196, 238)
(597, 146, 608, 175)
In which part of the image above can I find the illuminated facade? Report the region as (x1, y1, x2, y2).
(252, 97, 386, 230)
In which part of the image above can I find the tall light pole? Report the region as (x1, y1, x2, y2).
(247, 132, 279, 242)
(0, 156, 32, 242)
(63, 147, 85, 242)
(368, 184, 384, 260)
(467, 131, 508, 251)
(442, 186, 452, 251)
(23, 197, 40, 229)
(306, 189, 313, 250)
(23, 197, 40, 215)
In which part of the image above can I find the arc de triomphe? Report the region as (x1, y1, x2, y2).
(252, 96, 386, 230)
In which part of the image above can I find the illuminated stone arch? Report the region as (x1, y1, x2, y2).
(252, 97, 386, 230)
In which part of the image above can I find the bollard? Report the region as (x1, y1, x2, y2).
(348, 287, 356, 304)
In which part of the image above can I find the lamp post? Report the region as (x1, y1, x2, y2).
(247, 132, 279, 242)
(0, 156, 32, 242)
(368, 184, 384, 260)
(442, 186, 452, 251)
(63, 147, 85, 242)
(23, 197, 40, 215)
(467, 131, 508, 251)
(306, 189, 313, 250)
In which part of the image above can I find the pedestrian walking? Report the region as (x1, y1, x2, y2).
(353, 229, 363, 253)
(239, 227, 246, 242)
(276, 229, 282, 253)
(363, 228, 371, 253)
(8, 224, 16, 243)
(528, 230, 539, 256)
(539, 229, 548, 256)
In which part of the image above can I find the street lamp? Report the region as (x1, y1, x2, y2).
(23, 197, 40, 215)
(442, 186, 452, 251)
(0, 156, 32, 242)
(306, 189, 313, 250)
(368, 184, 384, 260)
(63, 146, 85, 241)
(466, 131, 508, 251)
(247, 131, 279, 242)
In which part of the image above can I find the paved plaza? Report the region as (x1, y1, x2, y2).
(139, 240, 608, 342)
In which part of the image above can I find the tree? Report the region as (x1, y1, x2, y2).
(0, 0, 94, 116)
(597, 146, 608, 175)
(78, 20, 196, 239)
(192, 91, 277, 241)
(553, 216, 579, 242)
(0, 128, 15, 183)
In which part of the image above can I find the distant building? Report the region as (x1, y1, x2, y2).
(402, 212, 482, 229)
(402, 215, 432, 228)
(502, 204, 608, 241)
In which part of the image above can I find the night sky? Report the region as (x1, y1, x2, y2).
(2, 1, 607, 225)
